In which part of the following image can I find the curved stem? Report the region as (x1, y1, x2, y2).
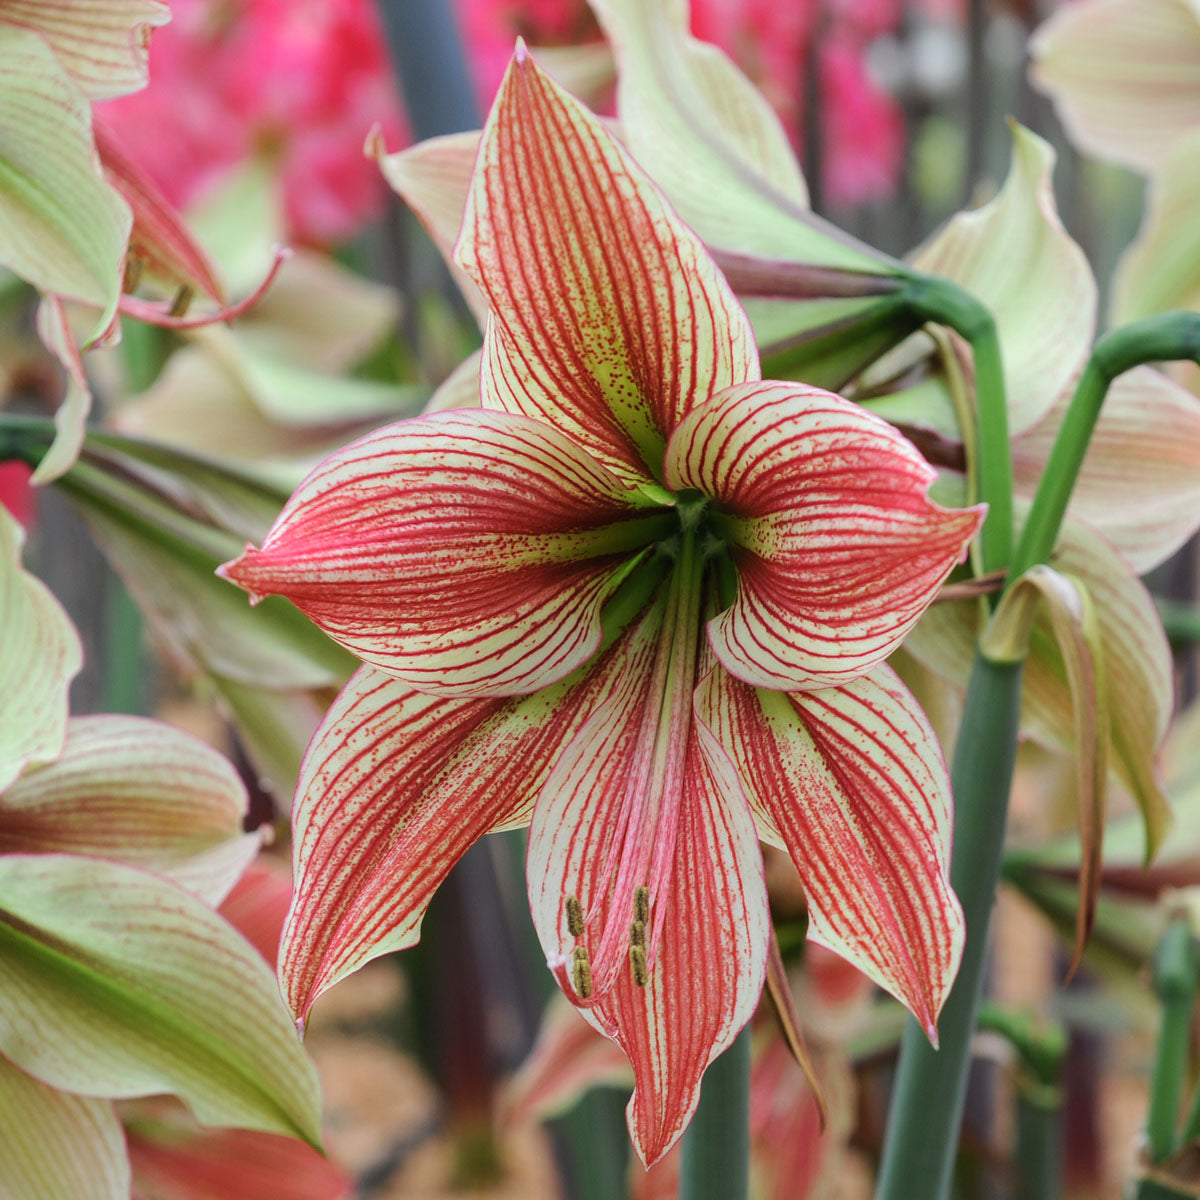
(875, 654, 1024, 1200)
(679, 1025, 752, 1200)
(902, 272, 1013, 579)
(1010, 311, 1200, 582)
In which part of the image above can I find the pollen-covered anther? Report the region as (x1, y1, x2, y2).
(565, 895, 585, 938)
(629, 944, 649, 988)
(122, 255, 144, 294)
(168, 284, 194, 318)
(629, 919, 645, 948)
(571, 945, 593, 999)
(634, 884, 650, 925)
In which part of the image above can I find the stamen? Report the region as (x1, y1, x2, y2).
(629, 944, 649, 988)
(122, 256, 144, 294)
(572, 945, 592, 999)
(629, 919, 645, 948)
(168, 284, 194, 317)
(565, 896, 585, 938)
(634, 885, 650, 925)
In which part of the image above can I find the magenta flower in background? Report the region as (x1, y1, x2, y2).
(98, 0, 406, 245)
(456, 0, 907, 206)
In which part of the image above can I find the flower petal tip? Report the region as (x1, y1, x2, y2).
(514, 35, 529, 64)
(215, 545, 266, 605)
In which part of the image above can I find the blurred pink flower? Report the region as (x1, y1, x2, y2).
(98, 0, 405, 245)
(454, 0, 906, 206)
(0, 462, 34, 528)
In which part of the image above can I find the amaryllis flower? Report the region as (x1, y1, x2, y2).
(220, 48, 982, 1164)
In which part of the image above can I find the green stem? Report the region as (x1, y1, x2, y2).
(1157, 597, 1200, 646)
(679, 1025, 752, 1200)
(1146, 916, 1199, 1164)
(875, 654, 1024, 1200)
(902, 272, 1013, 578)
(1014, 1088, 1063, 1200)
(1010, 311, 1200, 583)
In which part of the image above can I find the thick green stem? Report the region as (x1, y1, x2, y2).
(1146, 916, 1199, 1164)
(875, 654, 1024, 1200)
(679, 1025, 752, 1200)
(1015, 1088, 1063, 1200)
(903, 273, 1013, 578)
(1010, 311, 1200, 582)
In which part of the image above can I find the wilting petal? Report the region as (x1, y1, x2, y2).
(281, 613, 658, 1023)
(32, 294, 93, 484)
(698, 664, 963, 1035)
(0, 1056, 128, 1200)
(0, 0, 169, 101)
(1030, 0, 1200, 173)
(221, 409, 671, 698)
(665, 381, 982, 691)
(0, 715, 258, 906)
(908, 509, 1173, 856)
(94, 120, 224, 304)
(529, 677, 769, 1164)
(910, 124, 1096, 436)
(1013, 365, 1200, 574)
(454, 46, 758, 486)
(0, 25, 131, 338)
(0, 853, 322, 1143)
(1112, 129, 1200, 323)
(0, 508, 82, 792)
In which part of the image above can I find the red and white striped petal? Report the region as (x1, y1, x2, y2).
(281, 613, 659, 1024)
(454, 46, 759, 486)
(585, 723, 768, 1166)
(698, 664, 963, 1036)
(526, 592, 768, 1164)
(220, 408, 670, 698)
(665, 381, 983, 691)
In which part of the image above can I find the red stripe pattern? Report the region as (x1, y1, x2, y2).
(220, 409, 669, 697)
(280, 613, 661, 1022)
(454, 48, 759, 486)
(698, 663, 962, 1035)
(665, 381, 984, 690)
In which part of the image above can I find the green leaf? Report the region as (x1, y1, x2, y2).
(0, 506, 81, 792)
(0, 853, 323, 1144)
(0, 1054, 128, 1200)
(0, 24, 130, 339)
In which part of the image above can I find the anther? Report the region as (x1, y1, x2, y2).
(629, 944, 648, 988)
(565, 896, 584, 938)
(572, 945, 592, 999)
(630, 919, 645, 948)
(122, 256, 144, 294)
(168, 284, 194, 318)
(634, 885, 650, 925)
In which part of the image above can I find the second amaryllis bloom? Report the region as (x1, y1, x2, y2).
(220, 45, 983, 1164)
